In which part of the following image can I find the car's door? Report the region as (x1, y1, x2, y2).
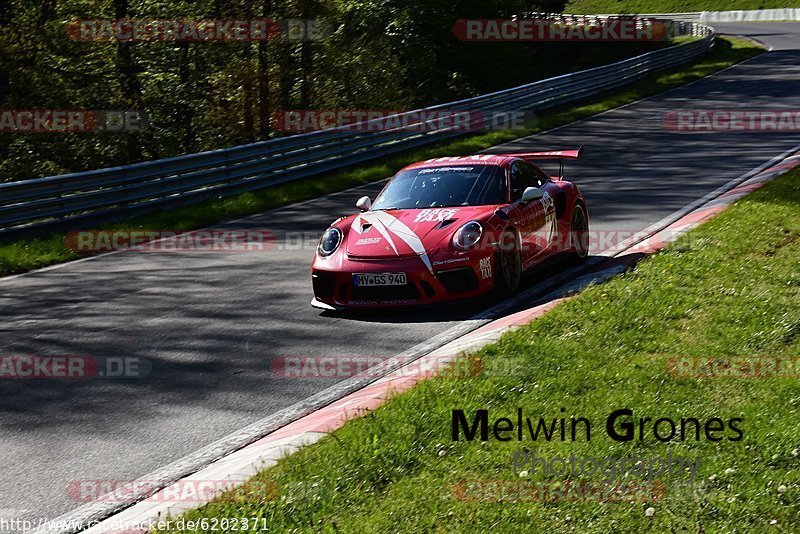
(507, 161, 547, 265)
(531, 163, 557, 257)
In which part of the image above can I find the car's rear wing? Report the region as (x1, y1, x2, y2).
(511, 147, 584, 162)
(500, 146, 584, 178)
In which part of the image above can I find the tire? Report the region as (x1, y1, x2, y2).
(494, 228, 522, 294)
(569, 202, 589, 262)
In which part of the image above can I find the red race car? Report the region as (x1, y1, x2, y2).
(311, 149, 589, 310)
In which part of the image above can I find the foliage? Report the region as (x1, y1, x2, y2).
(0, 0, 670, 182)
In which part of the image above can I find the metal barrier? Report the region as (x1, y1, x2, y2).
(594, 12, 704, 23)
(0, 17, 715, 240)
(595, 9, 800, 23)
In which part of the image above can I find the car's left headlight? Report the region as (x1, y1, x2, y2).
(452, 220, 483, 250)
(318, 227, 343, 257)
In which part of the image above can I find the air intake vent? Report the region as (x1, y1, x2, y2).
(437, 219, 457, 229)
(436, 267, 478, 293)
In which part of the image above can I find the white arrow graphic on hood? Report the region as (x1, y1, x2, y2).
(354, 210, 433, 273)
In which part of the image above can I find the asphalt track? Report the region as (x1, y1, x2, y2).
(1, 22, 799, 527)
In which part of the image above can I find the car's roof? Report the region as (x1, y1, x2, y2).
(399, 154, 516, 171)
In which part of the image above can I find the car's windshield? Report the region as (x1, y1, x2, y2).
(371, 165, 506, 210)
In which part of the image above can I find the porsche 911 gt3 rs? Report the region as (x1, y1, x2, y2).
(311, 149, 589, 309)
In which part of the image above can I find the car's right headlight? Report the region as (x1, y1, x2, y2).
(318, 227, 343, 257)
(452, 220, 483, 251)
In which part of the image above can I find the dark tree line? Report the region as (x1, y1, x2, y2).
(0, 0, 667, 182)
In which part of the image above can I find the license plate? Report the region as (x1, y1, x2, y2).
(352, 272, 407, 287)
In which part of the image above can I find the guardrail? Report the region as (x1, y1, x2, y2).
(594, 12, 704, 23)
(595, 9, 800, 23)
(0, 16, 715, 240)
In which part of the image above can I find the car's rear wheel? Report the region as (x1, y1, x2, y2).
(569, 202, 589, 261)
(495, 229, 521, 294)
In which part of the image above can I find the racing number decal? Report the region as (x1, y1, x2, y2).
(542, 191, 556, 244)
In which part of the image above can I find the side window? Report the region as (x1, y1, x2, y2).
(477, 165, 508, 205)
(531, 164, 548, 188)
(509, 162, 538, 201)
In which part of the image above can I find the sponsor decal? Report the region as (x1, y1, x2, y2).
(525, 150, 577, 157)
(542, 191, 556, 242)
(432, 257, 470, 266)
(354, 237, 382, 246)
(479, 257, 492, 279)
(418, 166, 475, 174)
(425, 155, 496, 163)
(412, 208, 459, 223)
(352, 211, 433, 273)
(541, 191, 554, 212)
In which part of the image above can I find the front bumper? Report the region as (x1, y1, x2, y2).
(311, 253, 495, 309)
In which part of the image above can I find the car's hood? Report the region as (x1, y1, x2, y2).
(344, 206, 493, 261)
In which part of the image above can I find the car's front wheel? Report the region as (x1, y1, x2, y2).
(494, 228, 521, 294)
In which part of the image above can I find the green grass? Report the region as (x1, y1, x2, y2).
(565, 0, 800, 14)
(0, 37, 762, 278)
(156, 161, 800, 532)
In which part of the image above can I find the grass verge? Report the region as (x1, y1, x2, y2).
(0, 37, 762, 278)
(157, 161, 800, 532)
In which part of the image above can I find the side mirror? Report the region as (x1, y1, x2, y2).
(356, 196, 372, 211)
(521, 187, 544, 202)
